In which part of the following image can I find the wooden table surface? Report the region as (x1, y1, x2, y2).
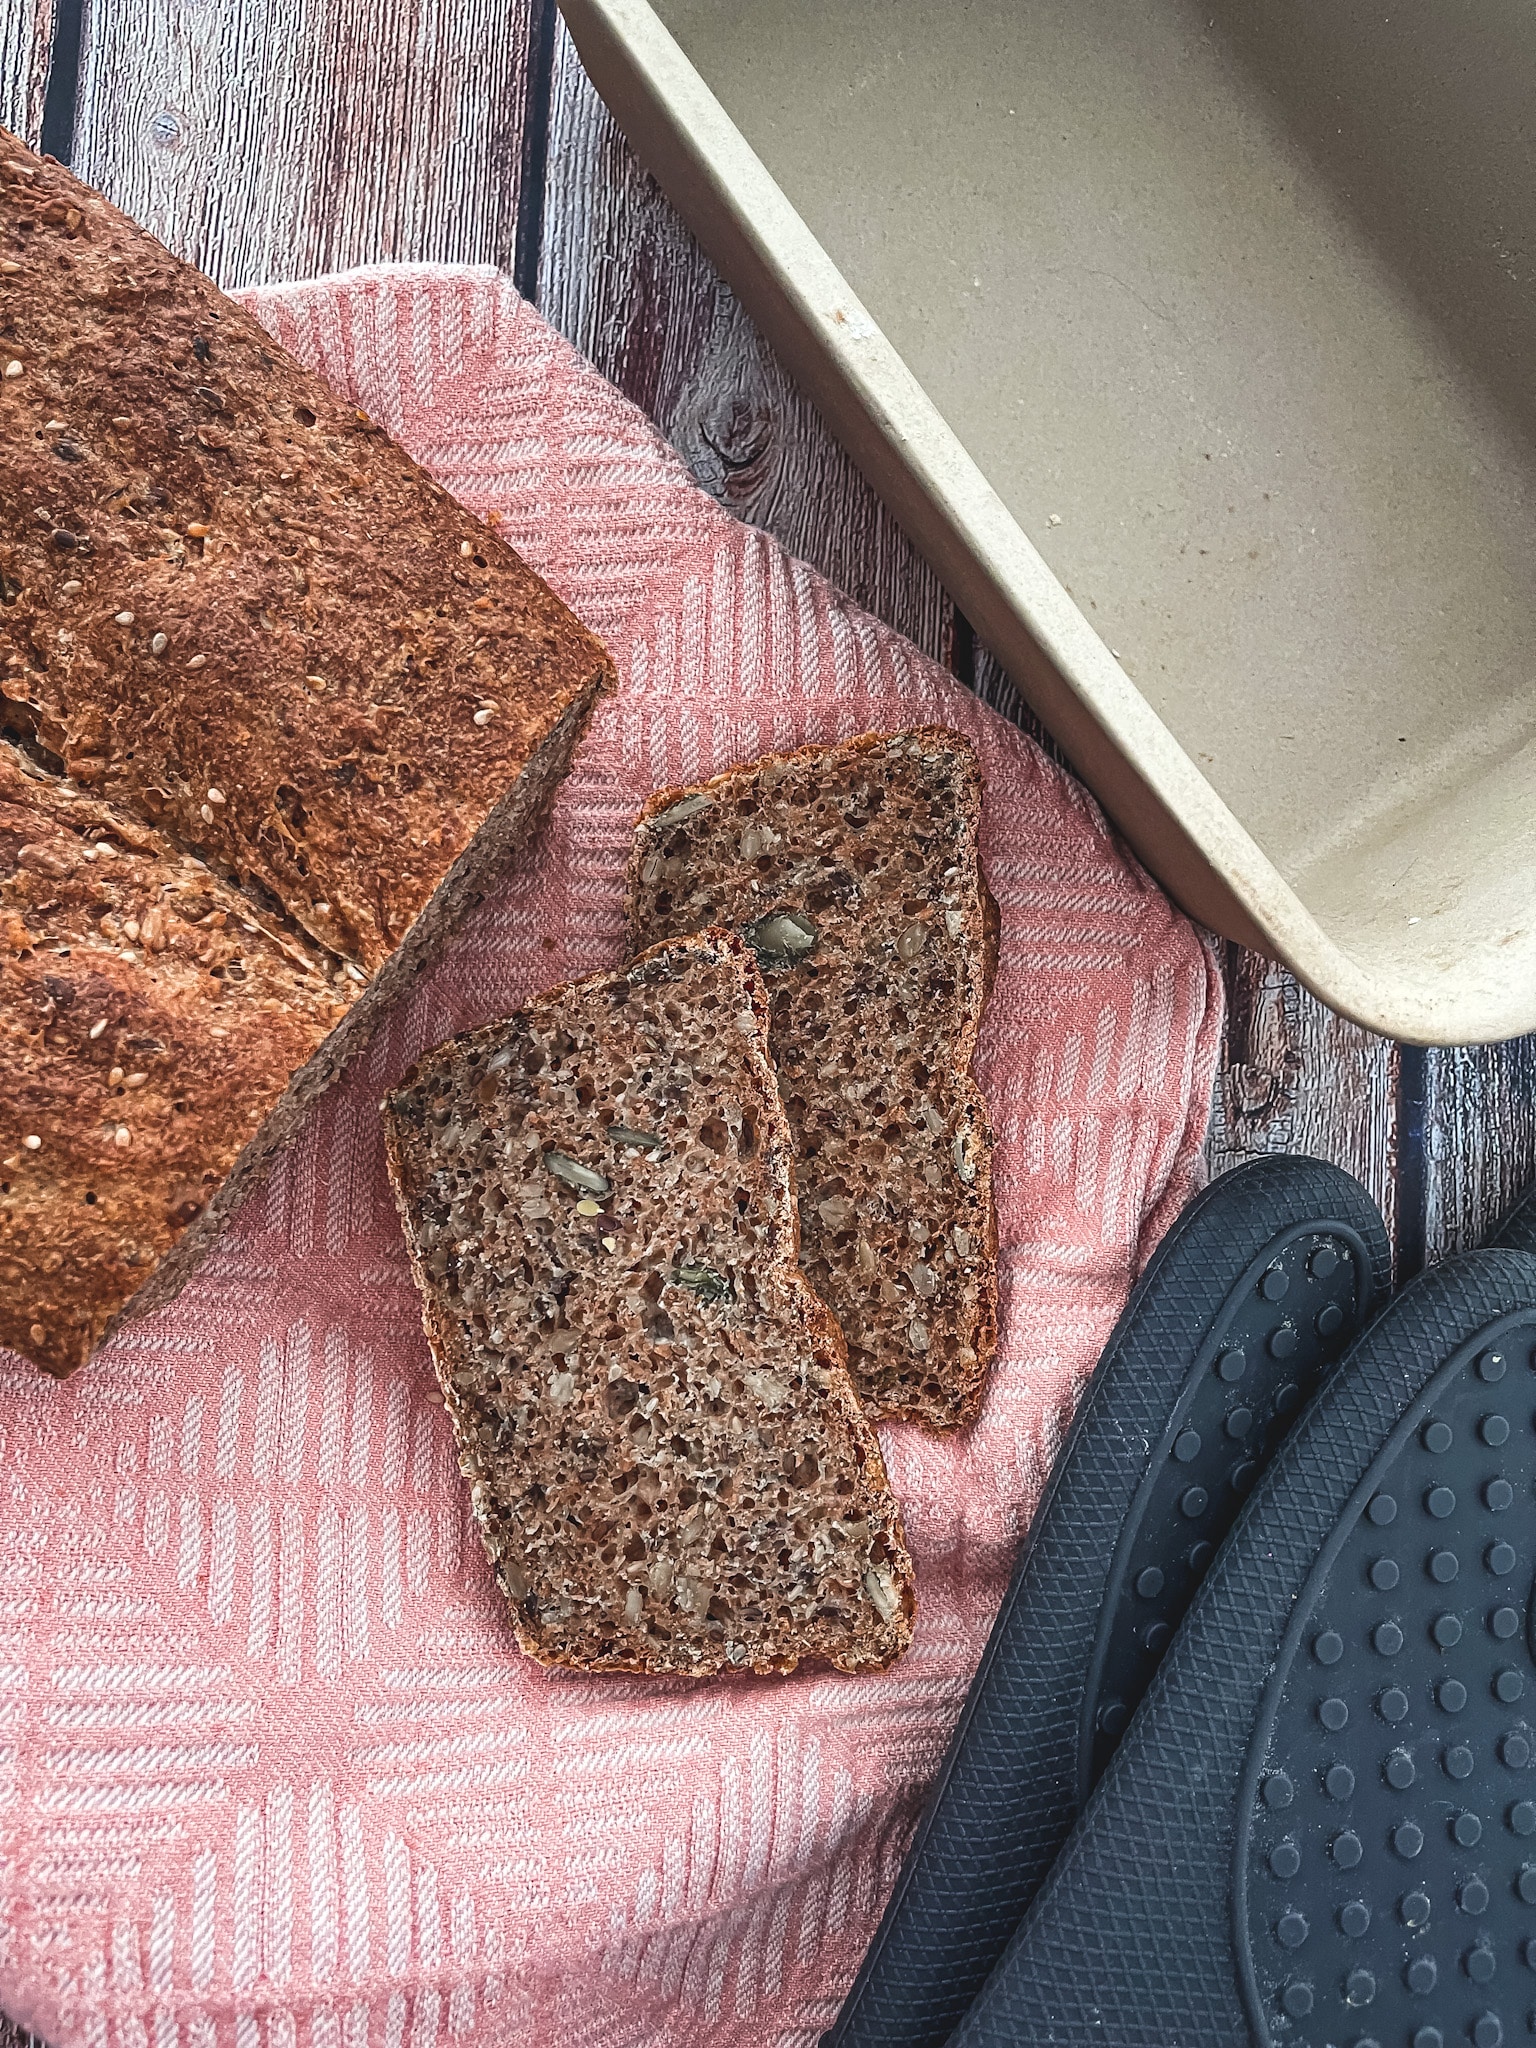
(0, 5, 1534, 2027)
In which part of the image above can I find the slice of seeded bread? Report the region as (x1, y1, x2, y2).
(624, 729, 998, 1430)
(381, 929, 916, 1677)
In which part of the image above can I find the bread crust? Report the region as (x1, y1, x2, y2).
(0, 131, 613, 1371)
(0, 743, 353, 1373)
(625, 727, 998, 1429)
(0, 131, 613, 971)
(382, 930, 917, 1677)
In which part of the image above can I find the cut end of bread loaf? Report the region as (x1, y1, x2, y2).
(0, 743, 356, 1375)
(382, 930, 916, 1677)
(625, 728, 998, 1430)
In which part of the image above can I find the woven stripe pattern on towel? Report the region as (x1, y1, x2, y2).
(0, 269, 1223, 2048)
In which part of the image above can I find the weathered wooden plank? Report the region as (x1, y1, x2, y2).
(537, 16, 951, 664)
(1204, 945, 1403, 1258)
(1202, 989, 1534, 1275)
(0, 0, 53, 147)
(1423, 1038, 1536, 1257)
(69, 0, 538, 288)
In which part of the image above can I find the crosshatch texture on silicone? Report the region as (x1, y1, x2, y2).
(1241, 1317, 1536, 2048)
(949, 1253, 1536, 2048)
(826, 1157, 1389, 2048)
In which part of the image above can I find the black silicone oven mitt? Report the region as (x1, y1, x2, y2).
(826, 1156, 1390, 2048)
(951, 1247, 1536, 2048)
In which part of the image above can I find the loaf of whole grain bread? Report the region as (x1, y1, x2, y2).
(0, 132, 614, 1373)
(382, 930, 916, 1677)
(626, 729, 998, 1429)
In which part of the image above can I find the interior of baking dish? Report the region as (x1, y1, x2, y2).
(610, 0, 1536, 1042)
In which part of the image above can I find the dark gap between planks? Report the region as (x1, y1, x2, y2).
(38, 0, 83, 163)
(1395, 1046, 1428, 1280)
(514, 0, 558, 300)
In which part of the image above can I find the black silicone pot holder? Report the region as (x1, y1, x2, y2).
(952, 1248, 1536, 2048)
(826, 1157, 1390, 2048)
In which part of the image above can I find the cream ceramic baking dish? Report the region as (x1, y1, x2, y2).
(557, 0, 1536, 1045)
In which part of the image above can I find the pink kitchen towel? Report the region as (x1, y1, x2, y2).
(0, 268, 1223, 2048)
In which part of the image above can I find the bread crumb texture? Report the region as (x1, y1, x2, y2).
(383, 931, 916, 1677)
(626, 728, 998, 1428)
